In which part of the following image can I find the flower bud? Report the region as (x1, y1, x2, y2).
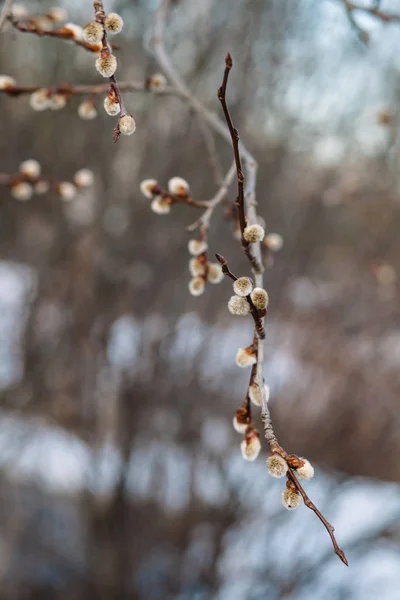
(250, 287, 269, 310)
(188, 239, 207, 256)
(240, 429, 261, 461)
(104, 13, 124, 34)
(151, 196, 170, 214)
(33, 16, 53, 30)
(249, 382, 270, 407)
(265, 233, 283, 251)
(235, 346, 257, 368)
(233, 276, 253, 297)
(58, 182, 77, 200)
(78, 100, 97, 120)
(140, 179, 158, 198)
(47, 7, 68, 23)
(0, 75, 16, 90)
(148, 73, 167, 92)
(168, 176, 189, 196)
(103, 95, 120, 116)
(207, 262, 224, 284)
(266, 454, 288, 478)
(189, 276, 205, 296)
(63, 23, 84, 41)
(74, 169, 94, 188)
(296, 458, 314, 480)
(11, 182, 33, 201)
(11, 4, 28, 19)
(227, 295, 250, 316)
(49, 93, 67, 110)
(243, 224, 265, 243)
(34, 181, 50, 195)
(19, 159, 41, 179)
(189, 257, 206, 277)
(118, 114, 136, 135)
(83, 20, 104, 44)
(233, 416, 248, 434)
(29, 89, 50, 111)
(95, 53, 117, 78)
(282, 487, 301, 510)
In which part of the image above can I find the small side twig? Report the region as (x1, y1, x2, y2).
(8, 15, 115, 52)
(0, 80, 178, 98)
(187, 162, 236, 232)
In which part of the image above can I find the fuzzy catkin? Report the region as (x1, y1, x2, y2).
(104, 13, 124, 34)
(119, 114, 136, 135)
(267, 454, 288, 478)
(83, 21, 104, 44)
(228, 296, 250, 316)
(243, 224, 265, 243)
(95, 54, 117, 78)
(104, 96, 120, 116)
(282, 488, 301, 510)
(207, 263, 224, 284)
(233, 277, 253, 297)
(168, 177, 189, 196)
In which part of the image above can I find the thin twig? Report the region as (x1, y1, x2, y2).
(287, 467, 349, 566)
(187, 162, 236, 232)
(341, 0, 400, 22)
(8, 16, 116, 52)
(150, 0, 258, 200)
(0, 81, 179, 97)
(217, 54, 263, 275)
(339, 0, 400, 43)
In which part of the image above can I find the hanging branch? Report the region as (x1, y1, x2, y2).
(217, 54, 348, 566)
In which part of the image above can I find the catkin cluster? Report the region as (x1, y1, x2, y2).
(11, 4, 81, 38)
(3, 159, 93, 202)
(266, 453, 314, 510)
(233, 404, 261, 460)
(140, 175, 224, 296)
(83, 11, 135, 136)
(187, 238, 224, 297)
(139, 176, 179, 214)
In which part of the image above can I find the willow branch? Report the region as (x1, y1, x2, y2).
(0, 81, 179, 97)
(219, 55, 347, 566)
(8, 16, 115, 52)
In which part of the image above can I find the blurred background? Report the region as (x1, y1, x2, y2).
(0, 0, 400, 598)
